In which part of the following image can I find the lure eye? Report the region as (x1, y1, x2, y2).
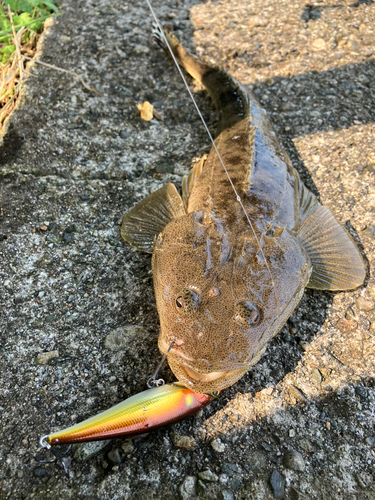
(235, 301, 261, 327)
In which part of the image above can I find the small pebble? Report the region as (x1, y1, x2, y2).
(171, 431, 197, 451)
(197, 479, 206, 491)
(345, 307, 356, 320)
(365, 437, 375, 447)
(356, 387, 368, 398)
(211, 438, 225, 452)
(133, 44, 150, 55)
(33, 467, 47, 477)
(312, 38, 326, 50)
(108, 448, 122, 464)
(198, 469, 218, 482)
(356, 472, 372, 489)
(270, 470, 285, 499)
(74, 440, 111, 462)
(121, 441, 135, 454)
(36, 350, 59, 365)
(248, 450, 268, 471)
(248, 15, 268, 27)
(180, 476, 197, 500)
(288, 385, 306, 402)
(363, 47, 373, 56)
(368, 287, 375, 301)
(311, 368, 322, 384)
(337, 318, 358, 333)
(221, 463, 241, 477)
(348, 39, 359, 52)
(283, 450, 305, 472)
(299, 340, 309, 351)
(298, 438, 317, 453)
(221, 490, 235, 500)
(219, 473, 229, 484)
(229, 477, 242, 491)
(356, 297, 374, 311)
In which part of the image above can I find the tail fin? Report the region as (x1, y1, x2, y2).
(151, 23, 249, 132)
(152, 23, 207, 85)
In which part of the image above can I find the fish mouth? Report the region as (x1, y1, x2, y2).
(183, 365, 226, 382)
(167, 356, 248, 393)
(159, 338, 248, 392)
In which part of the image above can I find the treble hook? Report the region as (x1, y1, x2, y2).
(147, 341, 175, 388)
(36, 436, 72, 476)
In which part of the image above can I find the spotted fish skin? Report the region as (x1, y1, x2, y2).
(121, 27, 365, 394)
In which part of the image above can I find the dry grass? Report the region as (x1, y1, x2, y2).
(0, 7, 101, 132)
(0, 7, 39, 128)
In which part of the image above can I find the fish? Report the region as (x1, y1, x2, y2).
(40, 383, 215, 446)
(121, 26, 366, 395)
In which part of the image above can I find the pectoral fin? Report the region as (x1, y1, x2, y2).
(121, 183, 186, 253)
(297, 206, 365, 290)
(293, 167, 320, 225)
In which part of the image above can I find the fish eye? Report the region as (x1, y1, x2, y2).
(175, 288, 200, 312)
(235, 301, 261, 327)
(176, 296, 184, 309)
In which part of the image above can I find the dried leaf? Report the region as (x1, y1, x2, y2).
(136, 101, 154, 121)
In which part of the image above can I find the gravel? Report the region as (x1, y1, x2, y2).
(269, 470, 285, 499)
(283, 450, 305, 472)
(0, 0, 374, 498)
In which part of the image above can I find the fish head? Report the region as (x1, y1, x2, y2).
(152, 211, 311, 393)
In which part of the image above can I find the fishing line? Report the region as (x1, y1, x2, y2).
(147, 341, 175, 388)
(145, 0, 278, 309)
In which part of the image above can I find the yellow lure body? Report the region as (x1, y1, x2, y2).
(44, 383, 214, 445)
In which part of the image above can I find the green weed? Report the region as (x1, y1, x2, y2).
(0, 0, 59, 64)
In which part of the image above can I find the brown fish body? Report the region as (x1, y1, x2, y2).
(122, 27, 365, 393)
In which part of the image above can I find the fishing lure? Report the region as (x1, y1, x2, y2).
(40, 383, 216, 448)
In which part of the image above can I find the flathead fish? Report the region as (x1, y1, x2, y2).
(121, 27, 365, 394)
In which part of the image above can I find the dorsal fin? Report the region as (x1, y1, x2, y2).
(246, 124, 256, 189)
(182, 155, 207, 211)
(121, 183, 185, 253)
